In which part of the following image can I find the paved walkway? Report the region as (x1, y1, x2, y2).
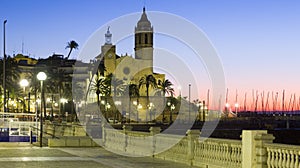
(0, 143, 196, 168)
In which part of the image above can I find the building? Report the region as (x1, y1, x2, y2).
(90, 7, 166, 121)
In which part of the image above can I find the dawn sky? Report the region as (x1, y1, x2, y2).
(1, 0, 300, 109)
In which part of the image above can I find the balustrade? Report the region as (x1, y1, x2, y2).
(266, 143, 300, 168)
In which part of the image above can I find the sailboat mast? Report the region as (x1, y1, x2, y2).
(244, 93, 247, 112)
(265, 92, 270, 112)
(282, 90, 285, 112)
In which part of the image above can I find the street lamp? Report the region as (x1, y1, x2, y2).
(37, 71, 47, 147)
(114, 100, 122, 123)
(225, 103, 230, 115)
(234, 103, 239, 115)
(188, 84, 191, 123)
(60, 98, 67, 122)
(133, 101, 138, 122)
(137, 104, 142, 122)
(105, 103, 111, 122)
(101, 100, 107, 119)
(20, 79, 29, 113)
(177, 86, 182, 97)
(148, 102, 154, 121)
(20, 79, 29, 92)
(3, 20, 7, 114)
(167, 102, 175, 123)
(196, 101, 203, 121)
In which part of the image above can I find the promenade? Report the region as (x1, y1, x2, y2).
(0, 143, 196, 168)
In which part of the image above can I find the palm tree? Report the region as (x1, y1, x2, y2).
(48, 69, 70, 116)
(90, 72, 107, 107)
(127, 83, 140, 123)
(167, 96, 178, 123)
(89, 71, 111, 119)
(105, 73, 125, 123)
(65, 40, 79, 59)
(73, 82, 84, 121)
(0, 56, 20, 112)
(157, 79, 174, 122)
(139, 74, 157, 121)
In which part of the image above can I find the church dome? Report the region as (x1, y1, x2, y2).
(136, 7, 152, 31)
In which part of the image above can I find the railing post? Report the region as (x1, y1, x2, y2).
(186, 129, 200, 166)
(241, 130, 274, 168)
(29, 127, 32, 144)
(52, 124, 55, 138)
(101, 122, 107, 145)
(254, 132, 275, 168)
(123, 125, 133, 152)
(149, 126, 161, 156)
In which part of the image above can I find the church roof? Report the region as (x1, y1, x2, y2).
(136, 7, 152, 32)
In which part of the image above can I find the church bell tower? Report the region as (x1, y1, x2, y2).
(134, 7, 153, 68)
(102, 27, 116, 76)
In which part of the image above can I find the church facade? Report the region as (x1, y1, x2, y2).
(94, 8, 166, 121)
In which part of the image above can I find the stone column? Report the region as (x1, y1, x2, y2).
(186, 129, 200, 166)
(254, 132, 275, 168)
(101, 122, 107, 145)
(241, 130, 274, 168)
(123, 125, 133, 152)
(149, 127, 161, 156)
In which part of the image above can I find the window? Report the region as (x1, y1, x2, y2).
(145, 34, 148, 44)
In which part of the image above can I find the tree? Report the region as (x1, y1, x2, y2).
(166, 96, 178, 123)
(65, 40, 79, 59)
(72, 82, 84, 121)
(48, 69, 70, 116)
(157, 79, 174, 122)
(127, 83, 140, 123)
(105, 73, 125, 123)
(139, 74, 157, 121)
(89, 71, 112, 119)
(0, 56, 20, 112)
(90, 71, 107, 107)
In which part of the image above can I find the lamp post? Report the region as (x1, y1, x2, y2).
(188, 84, 191, 123)
(177, 86, 182, 97)
(137, 104, 142, 122)
(225, 103, 230, 116)
(133, 101, 138, 122)
(167, 102, 175, 123)
(105, 103, 111, 122)
(60, 98, 67, 122)
(114, 100, 122, 123)
(148, 102, 154, 122)
(37, 72, 47, 147)
(20, 79, 29, 112)
(234, 103, 239, 115)
(196, 101, 203, 121)
(3, 20, 7, 114)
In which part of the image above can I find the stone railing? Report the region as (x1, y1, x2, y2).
(266, 143, 300, 168)
(44, 122, 87, 137)
(193, 138, 242, 168)
(101, 125, 300, 168)
(102, 126, 244, 167)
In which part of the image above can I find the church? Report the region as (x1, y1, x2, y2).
(95, 7, 166, 121)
